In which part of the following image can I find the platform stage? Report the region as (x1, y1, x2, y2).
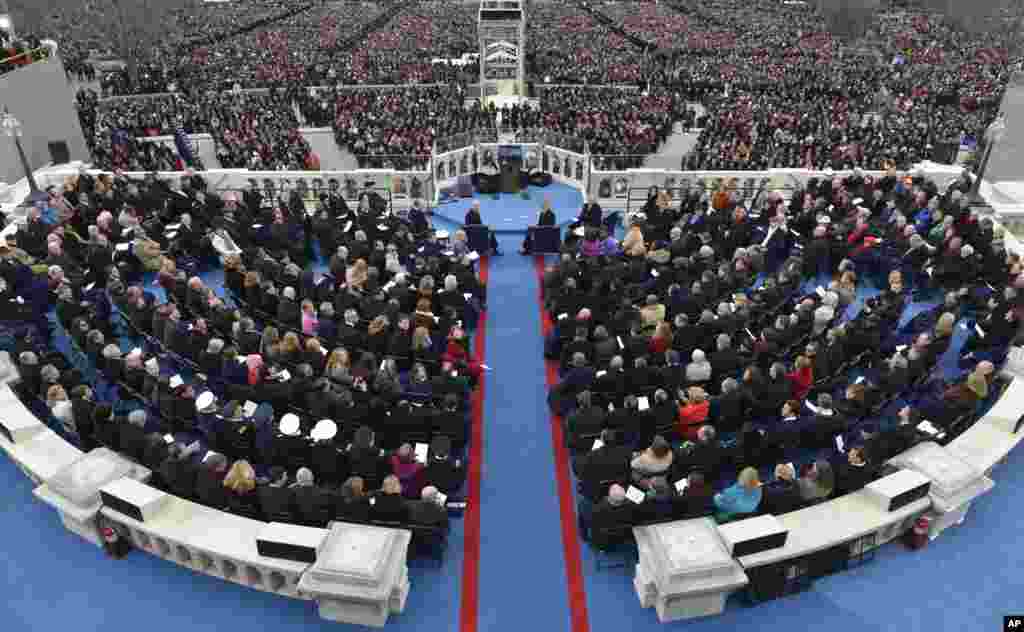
(432, 182, 584, 233)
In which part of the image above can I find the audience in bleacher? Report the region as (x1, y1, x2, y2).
(2, 166, 485, 549)
(539, 167, 1020, 544)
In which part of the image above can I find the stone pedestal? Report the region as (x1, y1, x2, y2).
(298, 522, 411, 628)
(633, 518, 748, 623)
(888, 441, 994, 539)
(33, 447, 150, 546)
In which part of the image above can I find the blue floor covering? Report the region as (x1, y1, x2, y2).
(1, 217, 1022, 631)
(432, 183, 583, 232)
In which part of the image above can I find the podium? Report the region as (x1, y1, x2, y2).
(34, 447, 151, 546)
(298, 522, 411, 627)
(499, 159, 521, 193)
(888, 442, 994, 539)
(633, 518, 748, 622)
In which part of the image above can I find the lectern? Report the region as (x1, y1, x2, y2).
(298, 522, 411, 627)
(633, 518, 748, 622)
(34, 447, 151, 546)
(888, 441, 994, 539)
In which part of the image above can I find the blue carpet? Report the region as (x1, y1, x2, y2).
(475, 233, 573, 629)
(433, 183, 584, 232)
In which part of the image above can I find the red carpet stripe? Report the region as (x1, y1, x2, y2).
(459, 255, 489, 632)
(534, 255, 591, 632)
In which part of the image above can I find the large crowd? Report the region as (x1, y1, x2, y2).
(526, 2, 647, 84)
(322, 1, 478, 85)
(78, 89, 313, 172)
(298, 85, 494, 170)
(9, 0, 1021, 171)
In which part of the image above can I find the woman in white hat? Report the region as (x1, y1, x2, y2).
(274, 413, 309, 470)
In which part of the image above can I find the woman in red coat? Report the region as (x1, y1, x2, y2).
(677, 387, 710, 441)
(786, 355, 813, 401)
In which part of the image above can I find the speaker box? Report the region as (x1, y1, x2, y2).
(48, 141, 70, 165)
(99, 478, 170, 522)
(718, 514, 789, 558)
(257, 522, 327, 563)
(863, 469, 931, 512)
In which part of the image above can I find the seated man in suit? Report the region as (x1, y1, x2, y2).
(671, 471, 715, 519)
(865, 405, 920, 463)
(407, 485, 450, 529)
(257, 466, 295, 522)
(711, 377, 746, 433)
(801, 393, 848, 449)
(194, 452, 230, 509)
(565, 390, 606, 452)
(549, 352, 596, 415)
(421, 436, 465, 495)
(158, 441, 200, 499)
(292, 467, 336, 527)
(760, 462, 803, 515)
(875, 351, 910, 397)
(463, 201, 502, 256)
(370, 475, 410, 523)
(833, 446, 877, 496)
(118, 409, 150, 462)
(521, 198, 558, 255)
(587, 484, 637, 546)
(575, 429, 633, 497)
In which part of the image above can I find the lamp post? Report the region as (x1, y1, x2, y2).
(969, 113, 1007, 207)
(1, 108, 49, 206)
(0, 0, 13, 42)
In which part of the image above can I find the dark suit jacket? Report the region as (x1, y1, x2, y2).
(672, 484, 715, 518)
(590, 500, 636, 545)
(566, 406, 606, 445)
(421, 460, 465, 494)
(336, 497, 371, 523)
(225, 489, 262, 519)
(579, 203, 602, 227)
(118, 424, 149, 462)
(194, 467, 228, 508)
(160, 457, 198, 500)
(257, 484, 295, 522)
(865, 424, 916, 463)
(711, 389, 746, 433)
(578, 445, 633, 499)
(293, 485, 337, 526)
(407, 499, 450, 528)
(370, 493, 409, 523)
(834, 462, 877, 496)
(760, 479, 803, 515)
